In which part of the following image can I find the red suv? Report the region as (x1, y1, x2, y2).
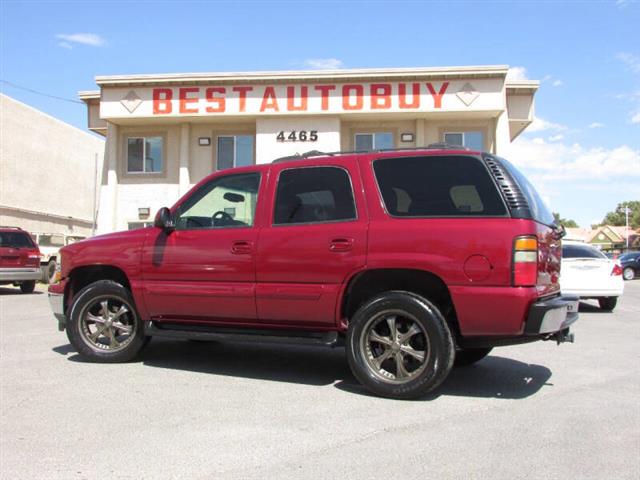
(0, 226, 41, 293)
(49, 147, 577, 399)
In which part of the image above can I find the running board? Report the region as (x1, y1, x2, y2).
(145, 322, 341, 347)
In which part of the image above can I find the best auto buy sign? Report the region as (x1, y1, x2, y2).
(101, 79, 500, 118)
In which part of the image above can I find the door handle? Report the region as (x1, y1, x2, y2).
(231, 241, 253, 255)
(329, 238, 353, 252)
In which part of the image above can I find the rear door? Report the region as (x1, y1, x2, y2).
(255, 159, 368, 327)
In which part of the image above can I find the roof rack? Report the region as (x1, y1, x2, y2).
(271, 144, 471, 163)
(0, 226, 24, 230)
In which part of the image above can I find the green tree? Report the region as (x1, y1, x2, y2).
(600, 201, 640, 229)
(552, 212, 579, 228)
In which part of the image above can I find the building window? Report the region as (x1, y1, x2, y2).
(274, 167, 357, 225)
(128, 222, 153, 230)
(443, 131, 484, 151)
(127, 136, 163, 173)
(354, 132, 394, 151)
(217, 135, 254, 170)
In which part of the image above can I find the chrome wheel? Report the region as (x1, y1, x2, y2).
(623, 267, 635, 281)
(360, 309, 429, 384)
(79, 296, 137, 352)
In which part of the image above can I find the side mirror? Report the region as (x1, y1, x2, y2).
(154, 207, 175, 233)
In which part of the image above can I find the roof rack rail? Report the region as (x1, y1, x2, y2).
(0, 226, 23, 229)
(271, 144, 472, 163)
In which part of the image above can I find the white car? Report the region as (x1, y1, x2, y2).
(560, 241, 624, 311)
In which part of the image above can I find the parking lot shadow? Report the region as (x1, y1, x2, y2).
(0, 287, 43, 295)
(139, 338, 354, 387)
(336, 355, 552, 400)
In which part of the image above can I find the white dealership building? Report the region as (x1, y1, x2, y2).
(79, 65, 538, 233)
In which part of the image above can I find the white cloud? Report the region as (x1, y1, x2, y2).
(506, 66, 528, 81)
(506, 136, 640, 182)
(302, 58, 343, 70)
(616, 0, 637, 8)
(527, 116, 568, 133)
(548, 134, 564, 142)
(55, 33, 106, 48)
(552, 79, 563, 87)
(632, 112, 640, 124)
(616, 52, 640, 74)
(588, 122, 605, 128)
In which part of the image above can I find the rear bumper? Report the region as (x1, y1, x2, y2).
(0, 267, 41, 282)
(524, 295, 579, 335)
(561, 287, 624, 298)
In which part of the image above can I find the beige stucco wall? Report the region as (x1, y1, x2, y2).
(0, 94, 105, 236)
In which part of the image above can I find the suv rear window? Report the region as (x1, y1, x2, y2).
(373, 155, 506, 217)
(562, 244, 607, 259)
(0, 231, 36, 248)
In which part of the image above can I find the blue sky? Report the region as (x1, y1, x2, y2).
(1, 0, 638, 228)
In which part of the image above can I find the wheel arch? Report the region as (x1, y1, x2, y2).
(66, 265, 133, 306)
(341, 268, 460, 338)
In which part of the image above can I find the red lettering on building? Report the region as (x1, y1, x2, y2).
(232, 86, 253, 112)
(370, 84, 391, 109)
(260, 86, 279, 112)
(314, 85, 335, 110)
(205, 87, 226, 113)
(342, 84, 363, 110)
(179, 88, 199, 114)
(286, 86, 308, 111)
(399, 83, 420, 109)
(426, 82, 449, 109)
(153, 88, 173, 114)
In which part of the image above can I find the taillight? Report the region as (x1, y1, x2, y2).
(612, 264, 622, 276)
(513, 236, 538, 286)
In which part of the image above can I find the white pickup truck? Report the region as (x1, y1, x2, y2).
(30, 233, 85, 283)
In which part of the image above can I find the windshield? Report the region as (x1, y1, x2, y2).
(0, 231, 36, 248)
(497, 156, 555, 226)
(38, 234, 65, 247)
(562, 244, 607, 259)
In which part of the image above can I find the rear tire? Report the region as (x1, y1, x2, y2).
(598, 297, 617, 311)
(454, 347, 493, 367)
(623, 267, 635, 281)
(346, 291, 455, 400)
(66, 280, 146, 362)
(20, 281, 36, 294)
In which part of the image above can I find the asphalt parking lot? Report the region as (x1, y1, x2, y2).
(1, 282, 639, 479)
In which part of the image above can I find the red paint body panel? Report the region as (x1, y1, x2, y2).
(52, 149, 563, 339)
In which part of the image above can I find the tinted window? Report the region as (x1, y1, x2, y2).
(562, 244, 607, 259)
(274, 167, 356, 225)
(373, 155, 506, 217)
(497, 156, 555, 226)
(0, 232, 35, 248)
(176, 173, 260, 229)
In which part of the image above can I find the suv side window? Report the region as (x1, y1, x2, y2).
(274, 167, 356, 225)
(175, 172, 260, 229)
(373, 155, 507, 217)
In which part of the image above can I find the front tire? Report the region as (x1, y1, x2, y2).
(454, 347, 493, 367)
(623, 267, 635, 281)
(598, 297, 617, 311)
(66, 280, 146, 362)
(346, 291, 455, 400)
(20, 281, 36, 294)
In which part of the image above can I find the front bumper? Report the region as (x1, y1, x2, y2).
(524, 295, 579, 335)
(48, 282, 66, 331)
(0, 267, 41, 282)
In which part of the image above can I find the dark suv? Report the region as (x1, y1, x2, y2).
(49, 147, 577, 399)
(0, 226, 41, 293)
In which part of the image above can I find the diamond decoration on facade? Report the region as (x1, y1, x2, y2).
(456, 83, 479, 107)
(121, 90, 142, 113)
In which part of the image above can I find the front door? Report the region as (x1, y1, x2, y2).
(256, 161, 368, 327)
(141, 171, 262, 323)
